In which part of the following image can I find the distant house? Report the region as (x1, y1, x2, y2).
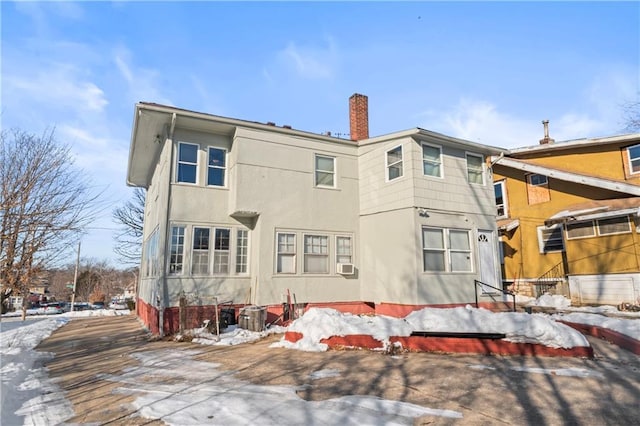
(127, 94, 505, 334)
(492, 123, 640, 305)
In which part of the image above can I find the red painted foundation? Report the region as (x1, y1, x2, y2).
(284, 332, 593, 358)
(560, 321, 640, 356)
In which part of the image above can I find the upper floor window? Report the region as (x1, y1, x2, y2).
(494, 181, 507, 218)
(315, 155, 336, 188)
(177, 142, 198, 184)
(527, 173, 550, 204)
(537, 225, 564, 253)
(386, 146, 403, 181)
(528, 174, 548, 186)
(422, 144, 442, 177)
(466, 153, 484, 184)
(207, 147, 226, 187)
(169, 226, 186, 274)
(627, 144, 640, 174)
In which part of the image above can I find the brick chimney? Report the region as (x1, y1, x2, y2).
(539, 120, 555, 145)
(349, 93, 369, 141)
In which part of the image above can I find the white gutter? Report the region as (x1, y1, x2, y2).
(492, 156, 640, 196)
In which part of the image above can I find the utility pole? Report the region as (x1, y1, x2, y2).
(70, 241, 81, 312)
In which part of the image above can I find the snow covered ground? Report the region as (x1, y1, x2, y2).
(1, 298, 638, 425)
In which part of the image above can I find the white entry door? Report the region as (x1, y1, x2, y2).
(477, 230, 498, 294)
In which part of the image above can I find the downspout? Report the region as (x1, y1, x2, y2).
(158, 112, 177, 336)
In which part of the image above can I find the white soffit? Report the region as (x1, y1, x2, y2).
(492, 157, 640, 196)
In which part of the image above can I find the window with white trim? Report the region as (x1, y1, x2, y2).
(422, 227, 472, 272)
(236, 229, 248, 274)
(177, 142, 198, 184)
(537, 225, 564, 253)
(191, 227, 210, 275)
(597, 216, 631, 235)
(386, 146, 403, 181)
(494, 181, 507, 218)
(466, 153, 484, 184)
(566, 221, 596, 239)
(336, 236, 352, 264)
(207, 147, 226, 187)
(213, 228, 230, 274)
(315, 155, 335, 188)
(303, 234, 329, 274)
(169, 226, 186, 274)
(528, 174, 548, 186)
(276, 233, 296, 273)
(628, 144, 640, 174)
(422, 144, 442, 177)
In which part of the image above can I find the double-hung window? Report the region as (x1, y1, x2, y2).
(628, 144, 640, 174)
(212, 228, 230, 274)
(386, 146, 403, 181)
(315, 155, 336, 188)
(177, 142, 198, 184)
(207, 147, 226, 187)
(276, 233, 296, 273)
(192, 227, 210, 275)
(422, 227, 472, 272)
(336, 236, 352, 264)
(236, 229, 248, 274)
(422, 144, 442, 177)
(494, 181, 507, 218)
(303, 235, 329, 274)
(466, 153, 484, 184)
(169, 226, 186, 274)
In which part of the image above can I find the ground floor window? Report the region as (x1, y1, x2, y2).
(275, 229, 354, 275)
(303, 234, 329, 274)
(422, 227, 472, 272)
(169, 226, 186, 274)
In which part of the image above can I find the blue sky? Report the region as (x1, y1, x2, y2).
(2, 1, 639, 265)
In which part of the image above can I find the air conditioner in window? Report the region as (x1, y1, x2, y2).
(337, 263, 355, 275)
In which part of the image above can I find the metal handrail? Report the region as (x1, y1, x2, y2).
(474, 280, 516, 312)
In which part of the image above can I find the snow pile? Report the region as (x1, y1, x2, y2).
(519, 293, 571, 308)
(554, 312, 640, 340)
(189, 324, 286, 346)
(0, 317, 73, 426)
(272, 306, 589, 352)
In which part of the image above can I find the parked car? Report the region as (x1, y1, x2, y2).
(108, 301, 127, 310)
(90, 301, 105, 310)
(38, 302, 65, 315)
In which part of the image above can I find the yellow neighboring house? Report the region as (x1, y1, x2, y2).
(492, 127, 640, 306)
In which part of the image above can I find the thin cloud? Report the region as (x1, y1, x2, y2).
(419, 98, 542, 148)
(274, 37, 339, 80)
(4, 62, 108, 114)
(113, 46, 173, 105)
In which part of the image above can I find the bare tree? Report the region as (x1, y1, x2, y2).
(623, 100, 640, 132)
(0, 128, 98, 318)
(112, 188, 145, 265)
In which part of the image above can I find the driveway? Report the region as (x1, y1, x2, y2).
(36, 314, 640, 425)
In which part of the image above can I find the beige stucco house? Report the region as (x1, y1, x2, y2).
(127, 94, 506, 334)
